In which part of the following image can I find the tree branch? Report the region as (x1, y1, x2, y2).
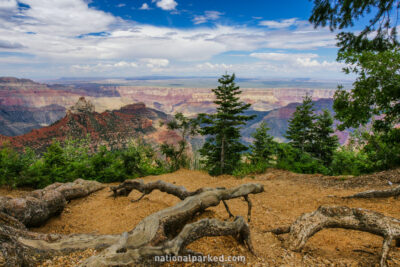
(269, 206, 400, 267)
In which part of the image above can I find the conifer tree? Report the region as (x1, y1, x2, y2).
(312, 110, 339, 166)
(285, 95, 316, 153)
(249, 122, 276, 164)
(198, 74, 255, 175)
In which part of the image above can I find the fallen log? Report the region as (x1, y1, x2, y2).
(269, 206, 400, 267)
(344, 186, 400, 199)
(0, 181, 264, 266)
(0, 179, 104, 227)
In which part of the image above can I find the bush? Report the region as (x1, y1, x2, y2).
(330, 148, 372, 176)
(0, 138, 168, 189)
(276, 143, 329, 175)
(232, 161, 270, 178)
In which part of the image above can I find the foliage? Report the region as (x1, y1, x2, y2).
(310, 1, 400, 172)
(248, 122, 277, 165)
(160, 113, 197, 171)
(311, 110, 339, 166)
(276, 143, 329, 175)
(232, 161, 270, 178)
(0, 138, 168, 189)
(361, 128, 400, 171)
(197, 74, 256, 175)
(309, 0, 399, 52)
(330, 147, 373, 176)
(285, 95, 316, 153)
(334, 49, 400, 132)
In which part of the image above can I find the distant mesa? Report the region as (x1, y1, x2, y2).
(68, 97, 95, 114)
(120, 102, 146, 111)
(0, 77, 36, 84)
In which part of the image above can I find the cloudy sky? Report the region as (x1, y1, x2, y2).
(0, 0, 364, 79)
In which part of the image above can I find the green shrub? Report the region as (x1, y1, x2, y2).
(0, 138, 169, 189)
(330, 148, 373, 176)
(276, 143, 329, 175)
(233, 161, 270, 178)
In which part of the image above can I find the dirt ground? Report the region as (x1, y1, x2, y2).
(3, 168, 400, 266)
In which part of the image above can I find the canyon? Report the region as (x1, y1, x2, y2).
(0, 97, 180, 152)
(0, 77, 345, 148)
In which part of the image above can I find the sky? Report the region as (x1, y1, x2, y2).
(0, 0, 365, 80)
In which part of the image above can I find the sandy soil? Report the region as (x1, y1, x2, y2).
(2, 168, 400, 266)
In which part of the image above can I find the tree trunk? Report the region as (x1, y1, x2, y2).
(0, 179, 104, 227)
(220, 134, 225, 174)
(269, 206, 400, 267)
(1, 180, 264, 266)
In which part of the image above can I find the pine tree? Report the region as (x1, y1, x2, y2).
(312, 110, 339, 166)
(198, 74, 255, 175)
(285, 95, 316, 153)
(249, 122, 276, 164)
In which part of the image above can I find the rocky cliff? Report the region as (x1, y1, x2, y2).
(0, 104, 66, 136)
(0, 98, 178, 152)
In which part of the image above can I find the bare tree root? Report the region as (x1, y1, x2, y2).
(110, 179, 214, 199)
(0, 181, 264, 266)
(344, 186, 400, 199)
(0, 179, 104, 227)
(111, 179, 256, 221)
(0, 211, 119, 267)
(82, 182, 263, 266)
(269, 206, 400, 267)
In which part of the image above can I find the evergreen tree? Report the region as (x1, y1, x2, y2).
(249, 122, 276, 164)
(312, 110, 339, 166)
(285, 95, 316, 153)
(197, 74, 255, 175)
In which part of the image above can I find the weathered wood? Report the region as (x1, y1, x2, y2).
(82, 182, 264, 266)
(269, 206, 400, 267)
(111, 179, 214, 200)
(0, 181, 264, 266)
(0, 179, 104, 227)
(0, 211, 119, 267)
(344, 186, 400, 199)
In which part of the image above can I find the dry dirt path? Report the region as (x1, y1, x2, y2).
(2, 169, 400, 266)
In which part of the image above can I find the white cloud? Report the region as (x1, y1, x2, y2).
(259, 18, 298, 29)
(196, 62, 232, 70)
(0, 1, 344, 78)
(117, 3, 126, 8)
(250, 52, 319, 61)
(141, 58, 169, 69)
(71, 61, 137, 73)
(155, 0, 177, 10)
(13, 0, 116, 36)
(250, 52, 343, 71)
(139, 3, 151, 10)
(193, 11, 223, 25)
(0, 0, 17, 9)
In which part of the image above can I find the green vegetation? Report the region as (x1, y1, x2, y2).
(2, 61, 399, 187)
(160, 112, 197, 171)
(197, 73, 255, 175)
(249, 122, 277, 165)
(309, 0, 398, 53)
(285, 95, 316, 153)
(0, 138, 166, 189)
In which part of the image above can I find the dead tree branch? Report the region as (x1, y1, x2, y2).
(269, 206, 400, 267)
(344, 186, 400, 199)
(0, 181, 264, 266)
(0, 179, 104, 227)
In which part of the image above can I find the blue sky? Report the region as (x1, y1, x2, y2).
(0, 0, 364, 80)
